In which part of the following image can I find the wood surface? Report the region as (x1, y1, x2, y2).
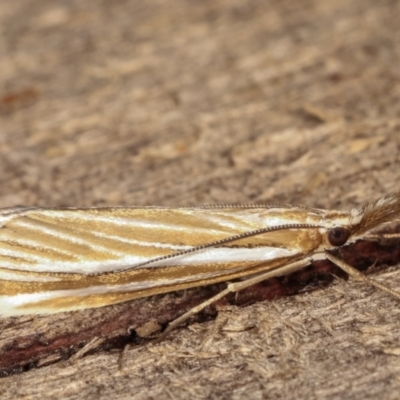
(1, 0, 400, 398)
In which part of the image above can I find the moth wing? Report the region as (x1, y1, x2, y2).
(0, 206, 320, 315)
(0, 206, 317, 274)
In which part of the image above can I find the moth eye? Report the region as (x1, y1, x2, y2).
(327, 227, 350, 246)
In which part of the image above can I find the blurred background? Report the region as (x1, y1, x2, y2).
(1, 1, 400, 399)
(1, 0, 399, 211)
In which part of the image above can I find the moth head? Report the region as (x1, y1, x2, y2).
(320, 193, 400, 249)
(318, 208, 354, 249)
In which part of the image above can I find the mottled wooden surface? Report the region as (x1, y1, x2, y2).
(1, 0, 400, 399)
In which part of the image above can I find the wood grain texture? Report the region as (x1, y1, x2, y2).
(0, 0, 400, 398)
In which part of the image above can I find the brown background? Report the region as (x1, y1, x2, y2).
(1, 0, 400, 399)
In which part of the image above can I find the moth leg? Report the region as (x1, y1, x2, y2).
(157, 257, 312, 341)
(325, 252, 400, 300)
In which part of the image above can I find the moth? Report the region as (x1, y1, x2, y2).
(0, 193, 400, 338)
